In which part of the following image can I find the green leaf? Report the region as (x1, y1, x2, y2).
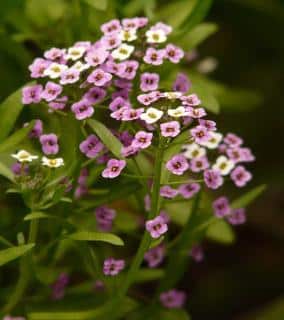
(82, 0, 108, 10)
(0, 83, 33, 142)
(206, 219, 235, 244)
(0, 161, 14, 181)
(68, 231, 124, 246)
(24, 211, 53, 221)
(0, 121, 35, 153)
(135, 268, 164, 283)
(0, 243, 35, 266)
(87, 119, 123, 158)
(231, 184, 266, 209)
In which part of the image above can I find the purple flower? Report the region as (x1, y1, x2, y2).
(41, 81, 62, 102)
(118, 60, 139, 80)
(11, 162, 29, 176)
(79, 134, 104, 158)
(199, 119, 216, 131)
(140, 72, 159, 92)
(146, 215, 168, 239)
(51, 273, 69, 300)
(95, 206, 116, 231)
(190, 244, 204, 263)
(22, 85, 43, 104)
(166, 154, 189, 175)
(172, 73, 191, 93)
(103, 258, 125, 276)
(144, 245, 165, 268)
(230, 165, 252, 187)
(131, 131, 153, 149)
(121, 108, 144, 121)
(29, 58, 51, 78)
(160, 289, 186, 309)
(40, 133, 59, 155)
(85, 49, 108, 66)
(178, 183, 200, 199)
(102, 159, 126, 178)
(60, 68, 80, 84)
(87, 68, 112, 86)
(224, 133, 243, 147)
(203, 169, 224, 189)
(160, 185, 179, 199)
(83, 87, 106, 105)
(121, 145, 139, 157)
(190, 156, 209, 172)
(212, 196, 231, 218)
(190, 125, 211, 144)
(143, 48, 165, 65)
(75, 184, 88, 199)
(160, 121, 180, 138)
(181, 94, 201, 106)
(186, 107, 207, 119)
(109, 97, 131, 112)
(227, 208, 246, 225)
(71, 99, 94, 120)
(118, 130, 133, 146)
(49, 96, 68, 110)
(101, 19, 121, 35)
(165, 44, 184, 63)
(137, 91, 161, 105)
(26, 119, 43, 138)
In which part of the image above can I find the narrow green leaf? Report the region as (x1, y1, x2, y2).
(68, 231, 124, 246)
(135, 268, 164, 283)
(82, 0, 108, 10)
(206, 219, 235, 244)
(0, 243, 35, 266)
(0, 235, 13, 247)
(231, 184, 266, 209)
(0, 83, 33, 142)
(0, 161, 14, 181)
(24, 211, 53, 221)
(87, 119, 123, 158)
(0, 121, 35, 153)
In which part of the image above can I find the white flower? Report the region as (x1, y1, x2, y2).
(183, 143, 206, 159)
(44, 63, 68, 79)
(212, 155, 235, 175)
(163, 91, 182, 100)
(66, 46, 86, 60)
(146, 29, 167, 43)
(119, 29, 137, 42)
(11, 150, 38, 163)
(42, 156, 64, 168)
(168, 106, 189, 118)
(71, 61, 90, 72)
(111, 44, 134, 61)
(140, 107, 164, 124)
(200, 132, 223, 149)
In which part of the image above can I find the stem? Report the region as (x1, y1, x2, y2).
(3, 219, 39, 313)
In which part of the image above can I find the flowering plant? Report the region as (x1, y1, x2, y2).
(0, 16, 264, 320)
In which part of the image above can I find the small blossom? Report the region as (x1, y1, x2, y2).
(11, 150, 38, 163)
(230, 165, 252, 187)
(49, 96, 68, 110)
(66, 46, 86, 60)
(190, 156, 209, 172)
(146, 215, 168, 239)
(160, 185, 179, 199)
(146, 29, 167, 43)
(198, 119, 216, 131)
(118, 60, 139, 80)
(29, 58, 50, 78)
(203, 169, 224, 189)
(178, 183, 200, 199)
(190, 125, 211, 144)
(42, 156, 64, 168)
(95, 206, 116, 231)
(166, 154, 189, 175)
(121, 145, 139, 157)
(112, 44, 134, 61)
(172, 73, 191, 93)
(60, 68, 80, 85)
(224, 133, 243, 147)
(150, 22, 172, 35)
(72, 61, 90, 72)
(87, 68, 112, 86)
(79, 135, 104, 158)
(41, 81, 62, 102)
(143, 48, 165, 65)
(26, 119, 43, 138)
(190, 244, 204, 262)
(212, 155, 235, 176)
(102, 159, 126, 178)
(181, 94, 201, 106)
(227, 208, 246, 225)
(22, 85, 43, 104)
(160, 289, 186, 309)
(71, 99, 94, 120)
(85, 48, 108, 66)
(131, 131, 153, 149)
(83, 87, 106, 104)
(119, 29, 137, 42)
(44, 62, 68, 79)
(160, 121, 180, 137)
(140, 107, 163, 124)
(140, 72, 159, 92)
(163, 91, 182, 100)
(183, 143, 206, 159)
(101, 19, 121, 35)
(109, 96, 131, 112)
(93, 280, 105, 292)
(121, 108, 144, 121)
(40, 134, 59, 155)
(101, 34, 121, 49)
(51, 273, 69, 300)
(103, 258, 125, 276)
(213, 196, 231, 218)
(167, 106, 189, 118)
(137, 91, 161, 105)
(144, 245, 165, 268)
(200, 132, 223, 149)
(165, 44, 184, 63)
(186, 107, 207, 119)
(11, 162, 29, 176)
(44, 47, 65, 61)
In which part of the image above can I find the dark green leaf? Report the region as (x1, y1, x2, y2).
(0, 161, 14, 181)
(135, 268, 164, 283)
(82, 0, 108, 10)
(24, 211, 53, 221)
(206, 219, 235, 244)
(0, 243, 35, 266)
(231, 184, 266, 209)
(68, 231, 124, 246)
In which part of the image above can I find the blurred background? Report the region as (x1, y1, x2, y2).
(0, 0, 283, 319)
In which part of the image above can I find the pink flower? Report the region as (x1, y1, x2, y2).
(166, 154, 189, 175)
(95, 206, 116, 231)
(85, 48, 108, 66)
(230, 165, 252, 187)
(160, 289, 186, 308)
(160, 121, 180, 137)
(41, 81, 62, 102)
(203, 169, 224, 189)
(40, 133, 59, 155)
(212, 196, 231, 218)
(103, 258, 125, 276)
(181, 94, 201, 106)
(51, 273, 69, 300)
(143, 48, 165, 65)
(227, 208, 246, 225)
(71, 99, 94, 120)
(28, 58, 51, 78)
(44, 47, 65, 61)
(140, 72, 160, 92)
(49, 96, 68, 110)
(87, 68, 112, 86)
(121, 108, 144, 121)
(83, 87, 106, 104)
(109, 97, 131, 112)
(131, 131, 153, 149)
(190, 156, 209, 172)
(101, 19, 121, 35)
(186, 107, 207, 119)
(199, 119, 216, 131)
(102, 159, 126, 178)
(146, 215, 168, 238)
(172, 73, 191, 93)
(60, 68, 80, 84)
(190, 244, 204, 263)
(178, 183, 200, 199)
(101, 34, 121, 49)
(190, 125, 211, 144)
(137, 91, 161, 105)
(118, 60, 139, 80)
(165, 44, 184, 63)
(151, 22, 172, 35)
(27, 119, 43, 138)
(79, 135, 104, 158)
(22, 85, 43, 104)
(144, 245, 165, 268)
(160, 185, 179, 199)
(121, 145, 139, 157)
(224, 133, 243, 147)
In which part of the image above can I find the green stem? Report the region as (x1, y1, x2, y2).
(3, 219, 39, 313)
